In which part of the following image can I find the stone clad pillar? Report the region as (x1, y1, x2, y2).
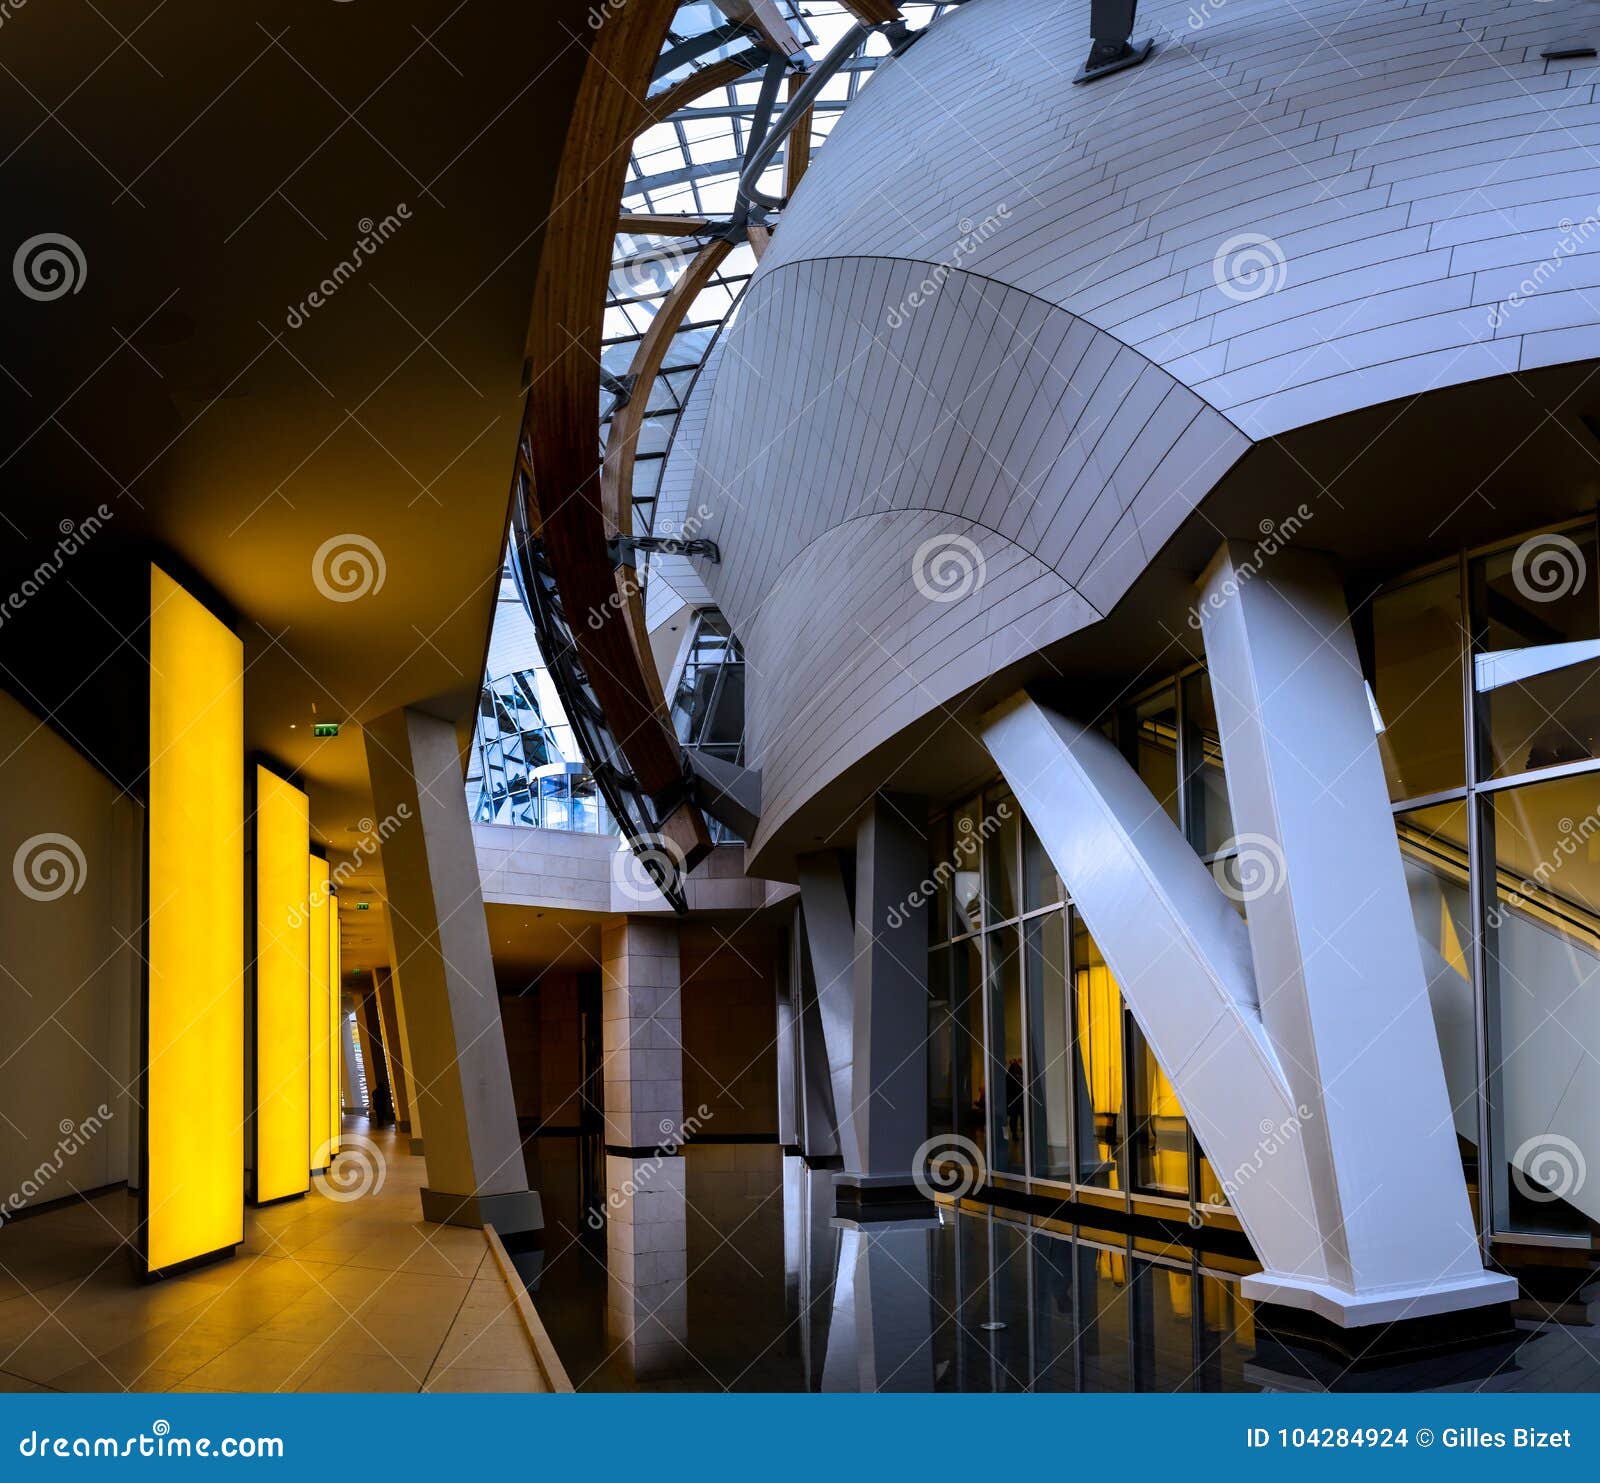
(363, 705, 539, 1234)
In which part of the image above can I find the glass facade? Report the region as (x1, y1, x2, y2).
(1370, 520, 1600, 1246)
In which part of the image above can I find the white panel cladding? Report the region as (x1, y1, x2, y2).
(752, 0, 1600, 436)
(691, 258, 1246, 852)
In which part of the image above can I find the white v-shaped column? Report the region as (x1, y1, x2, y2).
(982, 543, 1514, 1327)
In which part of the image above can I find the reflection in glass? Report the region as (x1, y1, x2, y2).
(1472, 527, 1600, 781)
(1370, 567, 1465, 801)
(952, 938, 986, 1163)
(1183, 670, 1233, 855)
(951, 799, 983, 935)
(1025, 912, 1071, 1180)
(1077, 1241, 1132, 1391)
(1072, 914, 1123, 1189)
(984, 789, 1021, 924)
(1394, 801, 1479, 1213)
(1128, 1020, 1189, 1197)
(1131, 685, 1180, 827)
(928, 947, 953, 1140)
(1483, 773, 1600, 1236)
(987, 929, 1024, 1173)
(1133, 1262, 1194, 1391)
(1023, 813, 1063, 911)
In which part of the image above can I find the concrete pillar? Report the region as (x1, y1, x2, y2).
(339, 1012, 363, 1113)
(796, 853, 856, 1167)
(600, 917, 682, 1150)
(843, 795, 930, 1194)
(364, 705, 539, 1234)
(604, 1151, 688, 1379)
(372, 967, 411, 1130)
(1196, 543, 1512, 1324)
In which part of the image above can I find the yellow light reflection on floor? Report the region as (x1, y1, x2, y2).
(309, 855, 332, 1170)
(253, 766, 309, 1204)
(146, 565, 244, 1273)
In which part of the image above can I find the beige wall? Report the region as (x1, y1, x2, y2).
(0, 690, 141, 1215)
(681, 924, 778, 1139)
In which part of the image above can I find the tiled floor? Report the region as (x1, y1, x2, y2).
(0, 1124, 547, 1393)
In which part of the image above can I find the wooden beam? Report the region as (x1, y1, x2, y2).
(784, 70, 814, 198)
(840, 0, 900, 22)
(618, 212, 715, 237)
(517, 0, 710, 844)
(711, 0, 803, 57)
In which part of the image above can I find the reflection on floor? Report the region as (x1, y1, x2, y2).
(0, 1122, 547, 1393)
(525, 1137, 1600, 1394)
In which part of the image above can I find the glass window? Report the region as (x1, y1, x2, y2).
(1472, 526, 1600, 781)
(1072, 912, 1123, 1190)
(931, 815, 952, 944)
(1395, 800, 1478, 1213)
(1482, 773, 1600, 1236)
(983, 790, 1020, 924)
(1127, 1020, 1189, 1198)
(1076, 1241, 1132, 1391)
(952, 938, 986, 1163)
(1030, 1227, 1078, 1392)
(1025, 912, 1072, 1181)
(1022, 813, 1063, 912)
(1370, 567, 1465, 801)
(951, 799, 983, 935)
(928, 947, 953, 1141)
(1183, 670, 1233, 855)
(987, 928, 1024, 1174)
(1132, 1260, 1195, 1391)
(1130, 685, 1180, 827)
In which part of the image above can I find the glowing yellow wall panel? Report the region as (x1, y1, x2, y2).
(329, 896, 341, 1156)
(308, 856, 332, 1170)
(146, 566, 244, 1273)
(253, 767, 309, 1204)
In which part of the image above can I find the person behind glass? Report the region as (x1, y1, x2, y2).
(1005, 1058, 1024, 1147)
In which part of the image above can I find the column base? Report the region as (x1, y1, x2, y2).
(834, 1172, 931, 1221)
(1242, 1267, 1519, 1329)
(409, 1136, 425, 1157)
(420, 1186, 543, 1236)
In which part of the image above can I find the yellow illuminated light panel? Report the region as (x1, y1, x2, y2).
(308, 855, 332, 1170)
(146, 566, 245, 1273)
(329, 896, 341, 1156)
(253, 766, 310, 1204)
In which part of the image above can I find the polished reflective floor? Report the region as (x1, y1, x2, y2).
(522, 1138, 1600, 1394)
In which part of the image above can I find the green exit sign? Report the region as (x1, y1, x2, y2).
(313, 722, 339, 738)
(356, 902, 370, 911)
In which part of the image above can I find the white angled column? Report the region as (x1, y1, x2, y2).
(1196, 541, 1511, 1321)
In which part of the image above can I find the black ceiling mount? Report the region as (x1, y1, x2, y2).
(1075, 0, 1154, 84)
